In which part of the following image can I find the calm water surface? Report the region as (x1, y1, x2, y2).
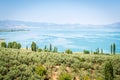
(0, 28, 120, 53)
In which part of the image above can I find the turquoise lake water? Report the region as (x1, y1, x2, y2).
(0, 28, 120, 53)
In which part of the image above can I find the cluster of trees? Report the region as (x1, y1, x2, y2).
(30, 42, 73, 54)
(65, 49, 73, 54)
(110, 43, 116, 55)
(0, 41, 117, 55)
(94, 48, 103, 54)
(43, 44, 58, 53)
(0, 41, 21, 49)
(83, 43, 116, 55)
(83, 48, 103, 54)
(31, 42, 58, 53)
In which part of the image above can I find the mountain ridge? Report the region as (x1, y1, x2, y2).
(0, 20, 120, 30)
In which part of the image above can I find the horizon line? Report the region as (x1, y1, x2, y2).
(0, 19, 119, 26)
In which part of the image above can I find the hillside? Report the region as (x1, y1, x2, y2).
(0, 48, 120, 80)
(0, 20, 120, 30)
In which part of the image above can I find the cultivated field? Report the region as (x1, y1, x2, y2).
(0, 48, 120, 80)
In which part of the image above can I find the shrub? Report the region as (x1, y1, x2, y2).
(44, 45, 48, 52)
(65, 49, 72, 54)
(35, 65, 47, 76)
(104, 61, 114, 80)
(74, 57, 85, 62)
(83, 50, 90, 54)
(83, 75, 90, 80)
(94, 52, 99, 54)
(38, 48, 42, 52)
(1, 42, 7, 48)
(58, 73, 72, 80)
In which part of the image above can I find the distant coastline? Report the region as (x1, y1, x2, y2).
(0, 29, 29, 32)
(0, 38, 5, 41)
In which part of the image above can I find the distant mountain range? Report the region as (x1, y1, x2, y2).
(0, 20, 120, 30)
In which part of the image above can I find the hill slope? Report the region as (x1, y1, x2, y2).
(0, 48, 120, 80)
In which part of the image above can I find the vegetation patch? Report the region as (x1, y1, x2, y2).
(0, 47, 120, 80)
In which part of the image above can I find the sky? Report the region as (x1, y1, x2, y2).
(0, 0, 120, 25)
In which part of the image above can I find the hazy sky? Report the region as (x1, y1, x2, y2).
(0, 0, 120, 25)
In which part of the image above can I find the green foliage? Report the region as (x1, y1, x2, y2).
(113, 43, 116, 55)
(44, 49, 49, 52)
(104, 61, 114, 80)
(96, 77, 104, 80)
(65, 49, 72, 54)
(44, 45, 47, 50)
(94, 52, 98, 54)
(58, 73, 72, 80)
(31, 42, 37, 51)
(101, 49, 103, 54)
(1, 42, 7, 48)
(17, 43, 21, 49)
(83, 75, 90, 80)
(7, 41, 22, 49)
(35, 65, 47, 76)
(96, 48, 99, 54)
(53, 46, 58, 53)
(74, 57, 85, 62)
(38, 48, 42, 52)
(110, 43, 116, 55)
(49, 44, 52, 52)
(94, 48, 100, 54)
(12, 41, 18, 48)
(111, 44, 113, 54)
(83, 50, 90, 54)
(44, 45, 48, 52)
(8, 42, 12, 48)
(0, 48, 120, 80)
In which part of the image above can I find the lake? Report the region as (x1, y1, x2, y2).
(0, 28, 120, 53)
